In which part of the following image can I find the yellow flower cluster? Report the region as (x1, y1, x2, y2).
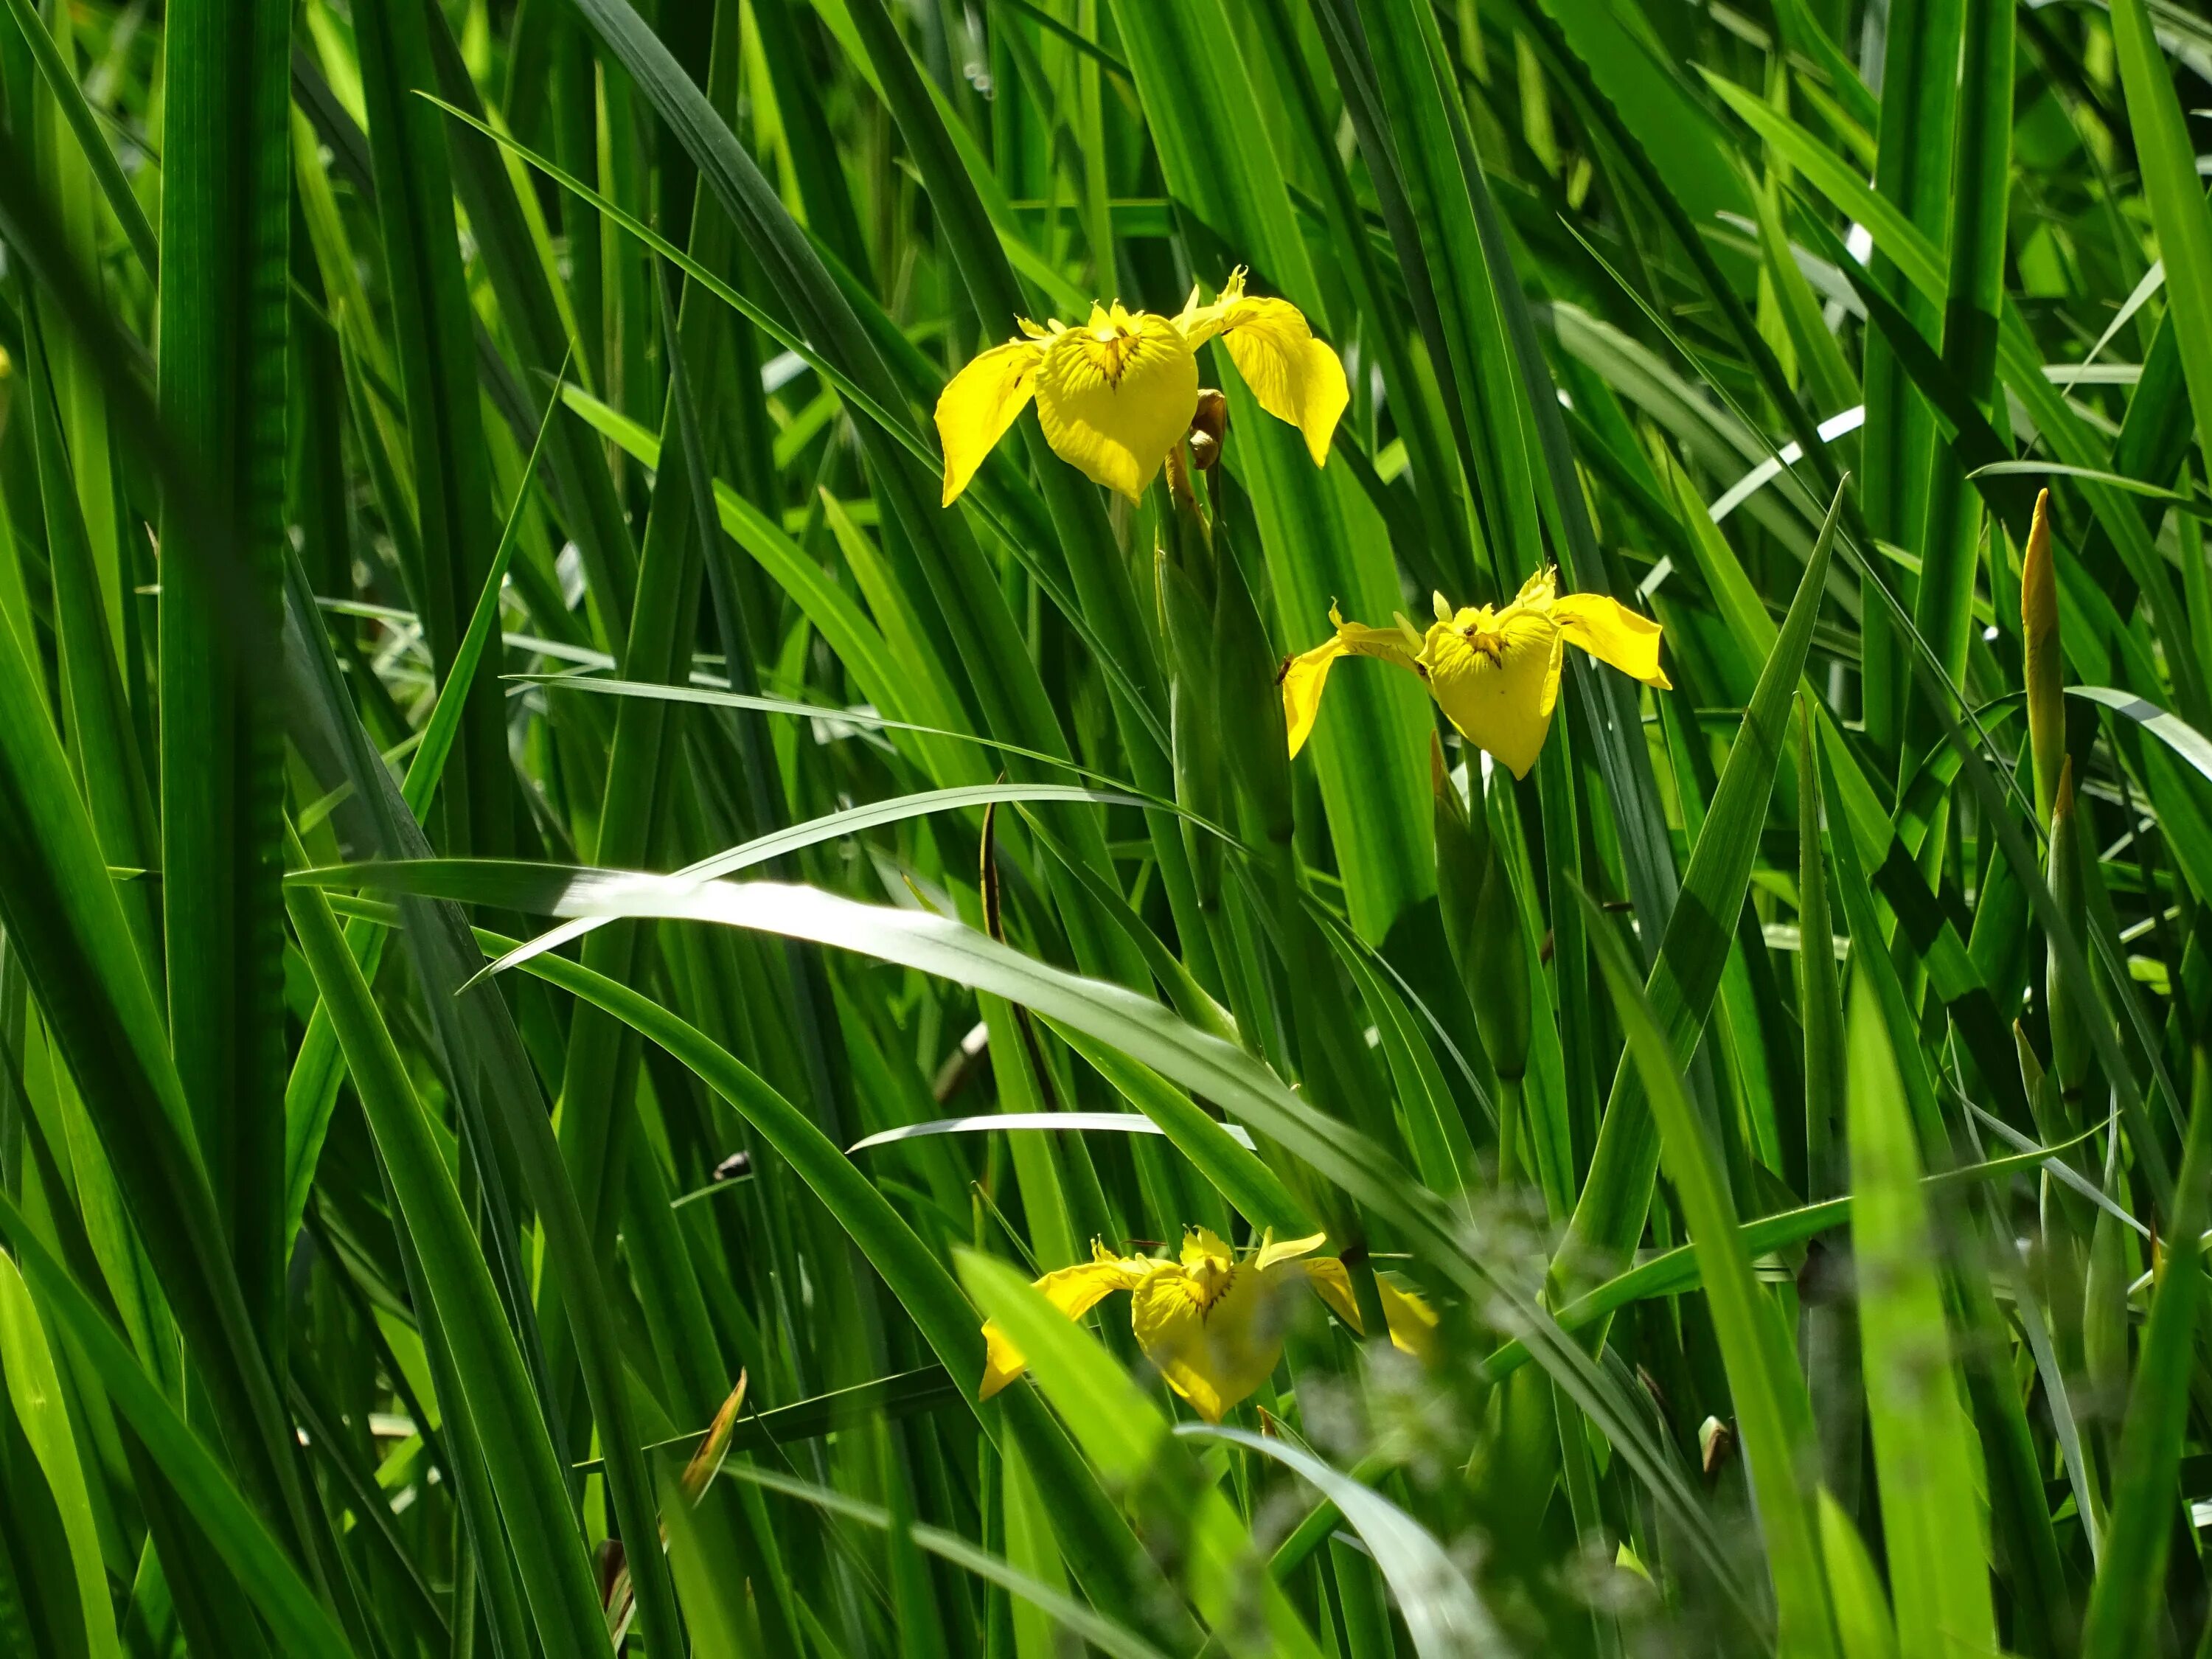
(980, 1228, 1434, 1422)
(936, 265, 1674, 773)
(934, 269, 1349, 504)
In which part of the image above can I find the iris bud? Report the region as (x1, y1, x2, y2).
(2022, 490, 2065, 829)
(1189, 388, 1228, 471)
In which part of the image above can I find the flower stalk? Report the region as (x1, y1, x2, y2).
(2046, 758, 2093, 1108)
(1433, 736, 1531, 1088)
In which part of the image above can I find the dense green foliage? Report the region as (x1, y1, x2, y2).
(0, 0, 2210, 1653)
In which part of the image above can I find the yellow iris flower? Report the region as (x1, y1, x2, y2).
(978, 1228, 1435, 1423)
(1282, 568, 1670, 779)
(934, 269, 1349, 506)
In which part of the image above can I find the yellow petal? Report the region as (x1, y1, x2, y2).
(1173, 266, 1239, 347)
(1180, 1225, 1235, 1273)
(935, 338, 1046, 507)
(1301, 1260, 1437, 1362)
(1129, 1268, 1225, 1420)
(1251, 1230, 1329, 1272)
(1303, 1257, 1362, 1329)
(1509, 567, 1557, 611)
(1377, 1280, 1438, 1362)
(1282, 613, 1425, 758)
(1422, 609, 1564, 779)
(1131, 1258, 1303, 1422)
(1175, 269, 1347, 465)
(1282, 637, 1349, 760)
(978, 1321, 1029, 1400)
(1551, 593, 1671, 689)
(977, 1244, 1144, 1399)
(1214, 297, 1348, 467)
(1033, 310, 1197, 498)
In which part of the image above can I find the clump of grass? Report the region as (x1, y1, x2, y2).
(0, 0, 2205, 1653)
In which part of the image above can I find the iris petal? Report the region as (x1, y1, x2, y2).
(978, 1244, 1145, 1399)
(1509, 568, 1557, 609)
(1131, 1256, 1307, 1423)
(934, 339, 1046, 507)
(1180, 1225, 1237, 1273)
(1422, 610, 1564, 779)
(1552, 593, 1672, 688)
(1301, 1260, 1439, 1361)
(1180, 271, 1348, 465)
(1281, 612, 1425, 757)
(1251, 1230, 1329, 1272)
(1216, 300, 1349, 466)
(1281, 639, 1349, 759)
(1034, 310, 1198, 498)
(1128, 1268, 1228, 1420)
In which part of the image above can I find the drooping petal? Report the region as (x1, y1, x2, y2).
(1282, 610, 1425, 758)
(978, 1323, 1029, 1400)
(1221, 313, 1349, 466)
(1301, 1260, 1438, 1361)
(1422, 609, 1565, 779)
(935, 338, 1047, 507)
(1551, 593, 1671, 689)
(1132, 1258, 1307, 1422)
(1303, 1257, 1363, 1329)
(1377, 1279, 1438, 1362)
(1177, 269, 1347, 464)
(1222, 319, 1346, 468)
(978, 1243, 1145, 1399)
(1128, 1267, 1228, 1420)
(1033, 309, 1198, 498)
(1281, 639, 1349, 759)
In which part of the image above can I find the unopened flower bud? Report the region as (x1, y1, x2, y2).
(1188, 388, 1228, 470)
(2022, 489, 2065, 829)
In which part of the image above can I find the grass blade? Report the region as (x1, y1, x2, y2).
(1587, 891, 1835, 1655)
(2078, 1050, 2212, 1658)
(1845, 973, 1999, 1659)
(156, 0, 293, 1352)
(0, 1197, 355, 1656)
(1560, 480, 1843, 1282)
